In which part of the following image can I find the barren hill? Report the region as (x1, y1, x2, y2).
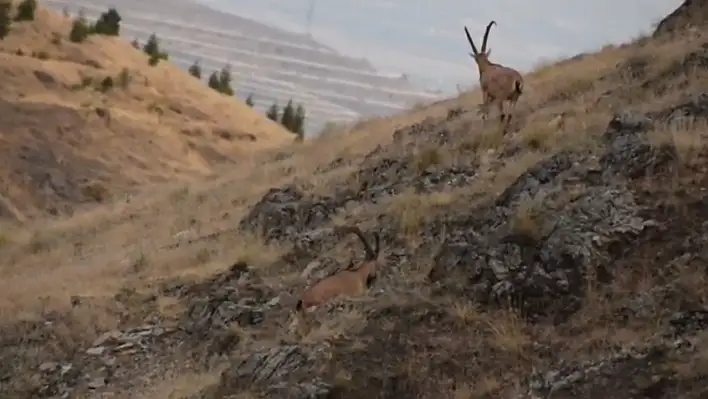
(0, 5, 292, 221)
(3, 1, 708, 399)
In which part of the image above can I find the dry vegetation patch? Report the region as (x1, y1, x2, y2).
(0, 4, 292, 221)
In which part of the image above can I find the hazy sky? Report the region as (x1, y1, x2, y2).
(198, 0, 681, 92)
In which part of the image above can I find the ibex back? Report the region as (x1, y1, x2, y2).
(295, 225, 381, 312)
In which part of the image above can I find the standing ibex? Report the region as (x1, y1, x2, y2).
(464, 21, 524, 133)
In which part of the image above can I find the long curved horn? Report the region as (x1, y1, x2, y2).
(480, 20, 496, 53)
(464, 26, 479, 55)
(335, 225, 378, 261)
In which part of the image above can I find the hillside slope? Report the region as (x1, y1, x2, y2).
(0, 5, 292, 221)
(3, 2, 708, 398)
(654, 0, 708, 37)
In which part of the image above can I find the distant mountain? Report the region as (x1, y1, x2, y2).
(43, 0, 444, 135)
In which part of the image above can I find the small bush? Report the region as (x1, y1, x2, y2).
(266, 102, 279, 122)
(93, 7, 121, 36)
(81, 182, 109, 203)
(142, 33, 159, 56)
(207, 71, 220, 91)
(99, 76, 114, 92)
(117, 67, 130, 88)
(148, 52, 167, 66)
(51, 32, 61, 45)
(33, 51, 49, 60)
(0, 2, 11, 39)
(15, 0, 37, 22)
(143, 33, 168, 66)
(69, 12, 91, 43)
(188, 60, 201, 79)
(217, 65, 234, 95)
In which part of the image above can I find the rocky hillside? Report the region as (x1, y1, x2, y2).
(654, 0, 708, 37)
(2, 3, 708, 399)
(0, 4, 292, 221)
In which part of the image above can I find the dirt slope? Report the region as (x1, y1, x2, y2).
(3, 5, 708, 399)
(0, 5, 292, 221)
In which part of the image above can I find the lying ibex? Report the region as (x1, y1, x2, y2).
(464, 21, 524, 132)
(295, 225, 381, 312)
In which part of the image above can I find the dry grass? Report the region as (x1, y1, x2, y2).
(2, 7, 708, 398)
(0, 4, 292, 220)
(383, 188, 457, 237)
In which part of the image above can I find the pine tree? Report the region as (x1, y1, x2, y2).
(15, 0, 37, 21)
(69, 9, 91, 43)
(217, 64, 234, 96)
(143, 33, 167, 66)
(207, 71, 220, 91)
(293, 104, 306, 140)
(280, 99, 295, 132)
(142, 33, 159, 57)
(93, 7, 121, 36)
(0, 2, 11, 39)
(266, 103, 279, 122)
(188, 60, 201, 79)
(245, 94, 255, 107)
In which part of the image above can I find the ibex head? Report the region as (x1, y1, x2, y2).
(464, 21, 496, 69)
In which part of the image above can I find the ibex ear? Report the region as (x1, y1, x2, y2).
(468, 52, 476, 58)
(485, 48, 492, 57)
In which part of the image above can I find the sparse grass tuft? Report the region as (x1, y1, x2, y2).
(384, 189, 456, 236)
(509, 196, 545, 240)
(415, 147, 444, 172)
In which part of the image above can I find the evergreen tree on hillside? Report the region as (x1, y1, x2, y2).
(245, 94, 255, 107)
(207, 71, 220, 91)
(69, 9, 91, 43)
(0, 2, 11, 39)
(292, 104, 306, 140)
(217, 64, 234, 96)
(93, 7, 121, 36)
(280, 100, 295, 132)
(15, 0, 37, 21)
(188, 60, 201, 79)
(143, 33, 168, 66)
(266, 103, 279, 122)
(143, 33, 159, 57)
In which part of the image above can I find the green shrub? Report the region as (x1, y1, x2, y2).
(15, 0, 37, 22)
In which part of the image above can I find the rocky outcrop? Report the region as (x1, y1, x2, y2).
(654, 0, 708, 37)
(206, 345, 332, 399)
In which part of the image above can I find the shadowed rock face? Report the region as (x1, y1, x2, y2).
(654, 0, 708, 38)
